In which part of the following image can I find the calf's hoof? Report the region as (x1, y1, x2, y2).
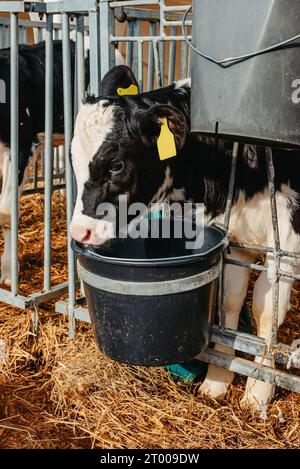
(240, 377, 275, 418)
(0, 274, 11, 288)
(200, 365, 234, 399)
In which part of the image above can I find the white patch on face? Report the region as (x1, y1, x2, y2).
(70, 100, 116, 239)
(150, 167, 187, 206)
(150, 167, 173, 204)
(174, 78, 191, 89)
(168, 187, 186, 202)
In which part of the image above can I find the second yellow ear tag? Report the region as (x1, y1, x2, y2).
(117, 84, 139, 96)
(157, 117, 177, 161)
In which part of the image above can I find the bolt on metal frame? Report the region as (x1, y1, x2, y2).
(1, 1, 299, 393)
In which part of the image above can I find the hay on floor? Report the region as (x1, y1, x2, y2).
(0, 189, 300, 449)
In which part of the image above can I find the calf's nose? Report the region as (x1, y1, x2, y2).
(71, 224, 96, 244)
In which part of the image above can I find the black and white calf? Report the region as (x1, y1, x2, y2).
(70, 66, 300, 412)
(0, 40, 75, 286)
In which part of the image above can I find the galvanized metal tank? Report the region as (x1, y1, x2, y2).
(191, 0, 300, 147)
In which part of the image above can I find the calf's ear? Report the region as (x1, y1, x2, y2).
(99, 65, 139, 96)
(135, 104, 189, 153)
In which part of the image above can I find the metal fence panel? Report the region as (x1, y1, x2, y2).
(0, 0, 299, 394)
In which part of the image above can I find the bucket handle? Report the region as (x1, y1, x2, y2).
(182, 6, 300, 67)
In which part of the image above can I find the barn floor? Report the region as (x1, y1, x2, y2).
(0, 192, 300, 449)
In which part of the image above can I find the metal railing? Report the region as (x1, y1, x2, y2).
(0, 0, 299, 394)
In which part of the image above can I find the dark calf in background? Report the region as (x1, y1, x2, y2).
(0, 40, 76, 285)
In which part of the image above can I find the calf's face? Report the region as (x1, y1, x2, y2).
(70, 66, 188, 246)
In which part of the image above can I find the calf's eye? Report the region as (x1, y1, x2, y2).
(109, 161, 124, 175)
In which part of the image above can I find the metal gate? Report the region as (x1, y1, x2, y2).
(0, 0, 299, 395)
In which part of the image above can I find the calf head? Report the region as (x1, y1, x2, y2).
(70, 66, 189, 246)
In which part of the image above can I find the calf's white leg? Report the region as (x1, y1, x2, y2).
(0, 147, 12, 287)
(0, 227, 11, 287)
(200, 249, 252, 398)
(241, 253, 297, 412)
(0, 150, 27, 287)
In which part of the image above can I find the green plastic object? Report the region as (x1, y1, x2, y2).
(165, 359, 208, 383)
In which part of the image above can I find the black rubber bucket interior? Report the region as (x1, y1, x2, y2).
(72, 219, 227, 366)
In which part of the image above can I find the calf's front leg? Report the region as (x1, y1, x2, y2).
(200, 249, 252, 398)
(241, 254, 296, 413)
(0, 154, 27, 288)
(0, 226, 11, 287)
(0, 150, 12, 287)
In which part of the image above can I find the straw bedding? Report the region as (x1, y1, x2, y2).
(0, 190, 299, 449)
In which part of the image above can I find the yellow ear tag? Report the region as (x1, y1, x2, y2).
(157, 117, 177, 161)
(117, 84, 138, 96)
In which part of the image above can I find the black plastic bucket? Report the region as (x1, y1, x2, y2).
(72, 219, 227, 366)
(191, 0, 300, 147)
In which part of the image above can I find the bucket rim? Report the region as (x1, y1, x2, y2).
(71, 224, 228, 267)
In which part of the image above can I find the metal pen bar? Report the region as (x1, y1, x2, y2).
(266, 147, 281, 351)
(55, 300, 91, 323)
(33, 154, 38, 189)
(137, 40, 143, 91)
(62, 13, 76, 338)
(37, 0, 98, 14)
(0, 288, 31, 309)
(159, 34, 165, 85)
(199, 349, 300, 393)
(220, 142, 239, 328)
(162, 20, 192, 28)
(25, 173, 64, 185)
(0, 27, 4, 48)
(168, 26, 177, 84)
(54, 147, 59, 177)
(23, 183, 65, 196)
(123, 7, 191, 23)
(126, 21, 134, 68)
(0, 18, 85, 30)
(230, 241, 300, 259)
(37, 26, 43, 43)
(112, 35, 192, 42)
(187, 26, 191, 76)
(211, 326, 300, 369)
(132, 21, 139, 82)
(180, 36, 187, 79)
(100, 0, 115, 79)
(0, 2, 25, 13)
(224, 142, 239, 229)
(147, 22, 155, 91)
(109, 0, 159, 7)
(30, 281, 71, 306)
(10, 13, 19, 296)
(43, 14, 54, 292)
(226, 257, 300, 281)
(76, 15, 85, 108)
(89, 10, 100, 95)
(162, 5, 191, 13)
(153, 40, 162, 88)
